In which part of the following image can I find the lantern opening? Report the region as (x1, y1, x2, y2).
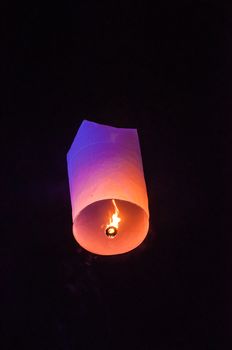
(73, 199, 148, 255)
(105, 199, 121, 238)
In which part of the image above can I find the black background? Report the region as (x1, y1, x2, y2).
(1, 1, 230, 349)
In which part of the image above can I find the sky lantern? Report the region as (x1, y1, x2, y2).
(67, 120, 149, 255)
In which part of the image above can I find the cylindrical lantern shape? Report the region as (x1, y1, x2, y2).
(67, 120, 149, 255)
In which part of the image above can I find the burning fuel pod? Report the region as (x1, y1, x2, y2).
(105, 199, 121, 238)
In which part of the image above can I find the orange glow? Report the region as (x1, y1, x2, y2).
(106, 199, 121, 234)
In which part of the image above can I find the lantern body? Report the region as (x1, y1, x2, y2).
(67, 120, 149, 255)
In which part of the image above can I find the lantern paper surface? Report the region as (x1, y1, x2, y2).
(67, 120, 149, 255)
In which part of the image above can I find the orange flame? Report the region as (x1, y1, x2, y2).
(106, 199, 121, 230)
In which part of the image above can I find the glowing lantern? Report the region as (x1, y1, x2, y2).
(67, 120, 149, 255)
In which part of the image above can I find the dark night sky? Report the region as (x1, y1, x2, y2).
(1, 1, 230, 349)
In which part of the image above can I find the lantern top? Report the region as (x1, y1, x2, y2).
(67, 119, 140, 159)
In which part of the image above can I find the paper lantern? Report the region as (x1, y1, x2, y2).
(67, 120, 149, 255)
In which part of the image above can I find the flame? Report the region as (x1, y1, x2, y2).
(106, 199, 121, 230)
